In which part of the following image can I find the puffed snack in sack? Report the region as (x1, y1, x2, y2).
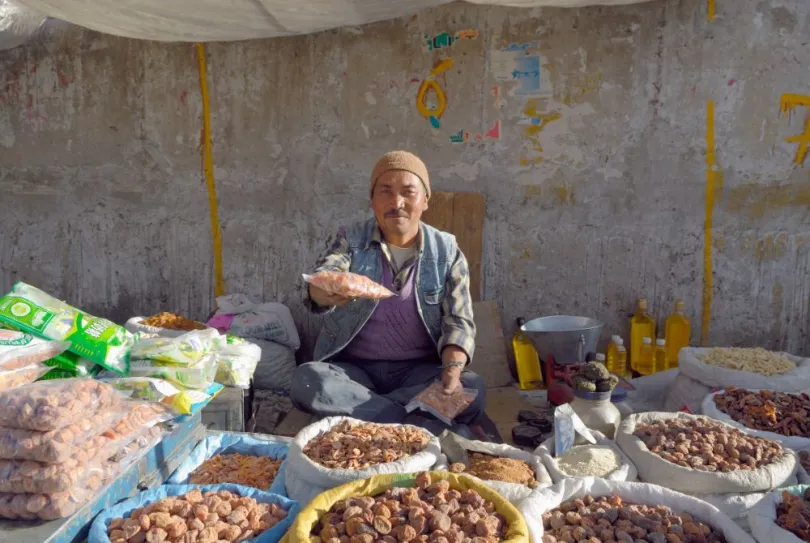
(0, 378, 121, 432)
(406, 382, 479, 425)
(303, 271, 395, 299)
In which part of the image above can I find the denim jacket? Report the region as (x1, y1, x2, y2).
(307, 217, 476, 363)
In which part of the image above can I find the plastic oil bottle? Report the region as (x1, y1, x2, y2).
(637, 337, 655, 375)
(616, 343, 628, 377)
(606, 335, 625, 376)
(654, 339, 667, 374)
(630, 298, 656, 372)
(665, 300, 691, 369)
(513, 318, 544, 390)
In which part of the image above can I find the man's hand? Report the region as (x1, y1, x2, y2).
(308, 284, 352, 308)
(441, 345, 468, 395)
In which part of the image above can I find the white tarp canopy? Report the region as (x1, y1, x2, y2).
(1, 0, 652, 49)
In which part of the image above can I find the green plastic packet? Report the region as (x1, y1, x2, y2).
(0, 282, 133, 374)
(39, 355, 101, 380)
(130, 329, 219, 367)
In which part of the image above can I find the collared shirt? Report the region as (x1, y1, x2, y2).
(305, 223, 476, 362)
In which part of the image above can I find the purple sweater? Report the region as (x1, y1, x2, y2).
(342, 257, 436, 361)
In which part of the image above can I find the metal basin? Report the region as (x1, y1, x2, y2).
(521, 315, 603, 365)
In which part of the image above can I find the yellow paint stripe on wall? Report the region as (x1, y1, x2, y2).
(708, 0, 715, 21)
(702, 101, 717, 346)
(196, 43, 225, 297)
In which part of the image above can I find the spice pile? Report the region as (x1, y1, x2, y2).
(713, 387, 810, 437)
(189, 454, 282, 489)
(448, 453, 536, 487)
(541, 495, 727, 543)
(776, 488, 810, 541)
(633, 417, 784, 472)
(106, 488, 287, 543)
(312, 472, 506, 543)
(697, 347, 795, 376)
(142, 312, 207, 331)
(556, 445, 621, 478)
(573, 362, 619, 394)
(303, 421, 430, 470)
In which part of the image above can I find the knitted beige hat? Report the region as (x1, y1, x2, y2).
(370, 151, 431, 198)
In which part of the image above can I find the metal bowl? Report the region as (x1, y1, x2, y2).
(521, 315, 603, 365)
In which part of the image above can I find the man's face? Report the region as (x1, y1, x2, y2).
(371, 170, 429, 241)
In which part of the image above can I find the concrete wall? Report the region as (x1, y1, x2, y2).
(1, 0, 808, 359)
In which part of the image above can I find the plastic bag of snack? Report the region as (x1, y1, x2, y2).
(0, 330, 69, 371)
(0, 282, 133, 374)
(303, 270, 395, 299)
(213, 335, 261, 388)
(126, 356, 217, 390)
(130, 328, 220, 366)
(405, 382, 479, 425)
(38, 360, 101, 380)
(0, 363, 51, 390)
(0, 453, 107, 494)
(97, 376, 211, 414)
(0, 485, 101, 520)
(42, 350, 99, 373)
(0, 378, 121, 431)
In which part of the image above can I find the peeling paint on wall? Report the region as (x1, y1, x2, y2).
(423, 29, 478, 51)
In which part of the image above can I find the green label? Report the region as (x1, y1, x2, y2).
(0, 296, 56, 335)
(0, 330, 35, 347)
(391, 474, 416, 488)
(66, 315, 125, 361)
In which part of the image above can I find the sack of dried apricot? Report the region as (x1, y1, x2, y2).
(303, 271, 395, 299)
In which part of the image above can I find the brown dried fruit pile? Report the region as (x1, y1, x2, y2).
(106, 488, 288, 543)
(142, 312, 207, 331)
(304, 421, 430, 470)
(776, 488, 810, 541)
(189, 454, 282, 489)
(447, 454, 536, 488)
(633, 417, 784, 472)
(799, 451, 810, 474)
(714, 387, 810, 437)
(541, 494, 726, 543)
(311, 472, 506, 543)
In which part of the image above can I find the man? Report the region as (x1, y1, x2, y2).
(291, 150, 485, 435)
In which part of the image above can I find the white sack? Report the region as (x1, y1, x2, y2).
(702, 388, 810, 450)
(517, 477, 756, 543)
(213, 294, 300, 350)
(748, 485, 810, 543)
(616, 412, 797, 495)
(284, 416, 441, 507)
(679, 347, 810, 392)
(443, 439, 552, 503)
(664, 372, 712, 413)
(0, 0, 45, 51)
(250, 339, 296, 391)
(535, 431, 637, 484)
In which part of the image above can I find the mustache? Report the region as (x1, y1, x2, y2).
(384, 210, 408, 218)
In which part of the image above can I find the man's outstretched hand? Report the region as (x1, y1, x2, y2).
(441, 365, 462, 395)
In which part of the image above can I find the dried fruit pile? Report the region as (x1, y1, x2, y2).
(142, 312, 207, 331)
(799, 450, 810, 474)
(303, 421, 430, 470)
(541, 494, 727, 543)
(189, 454, 282, 489)
(776, 488, 810, 541)
(106, 488, 288, 543)
(311, 472, 506, 543)
(448, 453, 536, 487)
(713, 387, 810, 437)
(633, 417, 784, 472)
(697, 347, 795, 376)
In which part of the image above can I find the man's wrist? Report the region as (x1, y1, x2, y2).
(441, 361, 465, 370)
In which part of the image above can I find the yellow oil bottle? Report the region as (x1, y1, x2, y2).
(665, 300, 691, 369)
(606, 335, 626, 376)
(637, 337, 655, 376)
(654, 339, 667, 373)
(630, 298, 656, 371)
(513, 318, 544, 390)
(616, 344, 628, 376)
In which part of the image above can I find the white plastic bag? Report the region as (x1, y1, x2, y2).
(616, 412, 797, 494)
(250, 339, 296, 391)
(213, 336, 261, 389)
(702, 388, 810, 450)
(518, 477, 756, 543)
(679, 347, 810, 392)
(535, 430, 638, 483)
(438, 431, 552, 502)
(664, 371, 712, 413)
(130, 329, 220, 366)
(284, 416, 441, 507)
(748, 485, 810, 543)
(210, 294, 300, 350)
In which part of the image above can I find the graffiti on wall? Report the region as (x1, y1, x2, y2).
(416, 59, 454, 129)
(519, 100, 561, 165)
(423, 29, 479, 51)
(780, 94, 810, 165)
(449, 120, 501, 144)
(490, 42, 546, 97)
